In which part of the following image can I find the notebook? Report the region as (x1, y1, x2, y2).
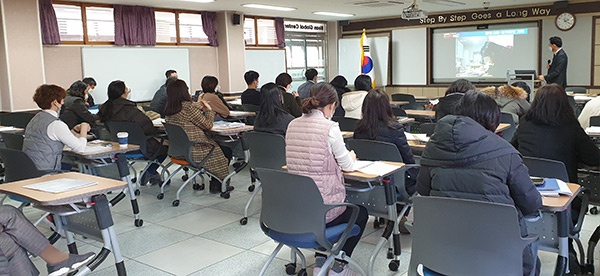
(212, 121, 245, 130)
(405, 133, 429, 143)
(24, 178, 98, 193)
(352, 160, 401, 176)
(535, 178, 573, 197)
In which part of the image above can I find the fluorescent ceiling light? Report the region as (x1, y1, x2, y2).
(242, 4, 296, 11)
(180, 0, 215, 3)
(313, 11, 355, 17)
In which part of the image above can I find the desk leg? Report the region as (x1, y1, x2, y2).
(554, 210, 569, 276)
(115, 153, 143, 227)
(78, 195, 127, 276)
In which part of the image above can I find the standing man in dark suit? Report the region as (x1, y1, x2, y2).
(539, 36, 568, 88)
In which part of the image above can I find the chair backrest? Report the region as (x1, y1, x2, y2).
(565, 87, 587, 94)
(420, 123, 436, 137)
(332, 116, 359, 131)
(567, 95, 577, 115)
(590, 116, 600, 127)
(162, 123, 214, 168)
(0, 112, 37, 129)
(241, 104, 260, 112)
(244, 131, 286, 170)
(409, 196, 531, 276)
(392, 93, 416, 104)
(104, 121, 148, 155)
(257, 168, 335, 250)
(499, 112, 517, 142)
(1, 132, 24, 150)
(522, 156, 569, 182)
(392, 107, 407, 117)
(0, 148, 47, 182)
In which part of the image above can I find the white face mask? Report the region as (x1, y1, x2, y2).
(215, 85, 221, 92)
(84, 94, 89, 100)
(548, 46, 553, 52)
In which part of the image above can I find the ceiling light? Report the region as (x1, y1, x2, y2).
(242, 4, 296, 11)
(180, 0, 215, 2)
(313, 11, 355, 17)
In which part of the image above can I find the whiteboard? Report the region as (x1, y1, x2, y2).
(392, 28, 427, 85)
(338, 37, 389, 87)
(245, 49, 286, 87)
(82, 47, 190, 103)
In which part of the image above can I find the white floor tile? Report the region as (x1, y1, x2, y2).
(157, 207, 240, 235)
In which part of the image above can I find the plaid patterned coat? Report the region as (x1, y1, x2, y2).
(166, 101, 229, 181)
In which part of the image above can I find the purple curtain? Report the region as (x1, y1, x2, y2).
(275, 17, 285, 48)
(114, 5, 156, 46)
(39, 0, 61, 45)
(201, 11, 218, 46)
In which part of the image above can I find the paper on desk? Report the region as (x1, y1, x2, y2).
(352, 160, 400, 176)
(212, 122, 245, 130)
(24, 178, 97, 193)
(429, 99, 439, 105)
(0, 126, 16, 132)
(537, 178, 573, 197)
(152, 118, 166, 125)
(586, 127, 600, 135)
(405, 133, 429, 143)
(574, 95, 594, 102)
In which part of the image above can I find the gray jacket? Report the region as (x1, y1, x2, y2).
(23, 112, 64, 171)
(150, 84, 167, 117)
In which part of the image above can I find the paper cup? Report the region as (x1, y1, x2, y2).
(117, 132, 128, 148)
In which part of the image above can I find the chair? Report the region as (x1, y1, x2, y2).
(159, 123, 228, 205)
(240, 131, 286, 225)
(392, 94, 423, 110)
(1, 132, 24, 150)
(105, 121, 169, 188)
(589, 116, 600, 127)
(567, 95, 580, 117)
(406, 196, 538, 276)
(332, 117, 358, 131)
(499, 112, 517, 142)
(522, 156, 588, 271)
(256, 168, 365, 276)
(419, 123, 436, 137)
(241, 104, 260, 112)
(566, 87, 587, 94)
(0, 112, 36, 129)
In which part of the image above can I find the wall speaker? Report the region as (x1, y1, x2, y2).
(553, 1, 568, 9)
(339, 20, 350, 26)
(233, 13, 242, 25)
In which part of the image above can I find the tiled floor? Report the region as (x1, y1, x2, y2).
(9, 164, 600, 275)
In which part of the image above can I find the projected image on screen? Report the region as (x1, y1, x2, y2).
(432, 23, 538, 83)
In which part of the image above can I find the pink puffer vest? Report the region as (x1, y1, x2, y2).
(286, 110, 346, 223)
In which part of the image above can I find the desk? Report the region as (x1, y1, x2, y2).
(63, 141, 144, 227)
(227, 98, 242, 107)
(220, 91, 243, 96)
(397, 117, 415, 125)
(0, 172, 128, 275)
(389, 101, 409, 106)
(528, 183, 582, 276)
(223, 96, 240, 101)
(405, 110, 435, 120)
(343, 161, 406, 275)
(495, 123, 510, 133)
(0, 125, 24, 133)
(228, 110, 256, 120)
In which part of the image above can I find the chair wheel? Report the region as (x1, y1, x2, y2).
(134, 219, 143, 227)
(591, 207, 598, 215)
(285, 263, 296, 275)
(388, 260, 399, 271)
(296, 269, 307, 276)
(248, 185, 255, 192)
(193, 183, 205, 190)
(172, 200, 180, 207)
(131, 177, 137, 183)
(134, 189, 141, 196)
(182, 175, 189, 181)
(157, 193, 164, 200)
(240, 217, 248, 225)
(221, 192, 230, 199)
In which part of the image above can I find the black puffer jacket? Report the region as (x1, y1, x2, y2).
(60, 95, 99, 129)
(417, 115, 542, 235)
(433, 93, 463, 121)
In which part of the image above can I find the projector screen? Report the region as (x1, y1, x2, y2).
(432, 22, 539, 83)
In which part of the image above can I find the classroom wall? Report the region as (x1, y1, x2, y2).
(0, 2, 9, 110)
(0, 0, 45, 112)
(327, 21, 340, 79)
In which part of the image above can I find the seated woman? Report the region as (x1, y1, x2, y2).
(417, 91, 542, 276)
(98, 80, 167, 185)
(330, 75, 351, 117)
(480, 84, 530, 122)
(59, 80, 99, 130)
(164, 79, 232, 194)
(286, 83, 368, 276)
(0, 205, 95, 276)
(23, 84, 89, 171)
(354, 89, 418, 195)
(341, 75, 372, 119)
(275, 72, 302, 118)
(433, 78, 476, 121)
(253, 82, 294, 136)
(197, 75, 231, 119)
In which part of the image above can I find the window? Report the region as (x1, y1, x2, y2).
(53, 4, 84, 42)
(155, 11, 177, 43)
(85, 6, 114, 42)
(244, 16, 277, 47)
(244, 18, 255, 45)
(178, 13, 208, 44)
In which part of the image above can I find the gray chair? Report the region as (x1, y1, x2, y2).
(332, 117, 359, 132)
(392, 94, 423, 110)
(500, 112, 517, 142)
(522, 156, 569, 182)
(589, 116, 600, 127)
(1, 132, 24, 150)
(419, 123, 436, 137)
(406, 196, 538, 276)
(566, 87, 587, 94)
(0, 112, 36, 129)
(240, 131, 286, 225)
(256, 168, 365, 276)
